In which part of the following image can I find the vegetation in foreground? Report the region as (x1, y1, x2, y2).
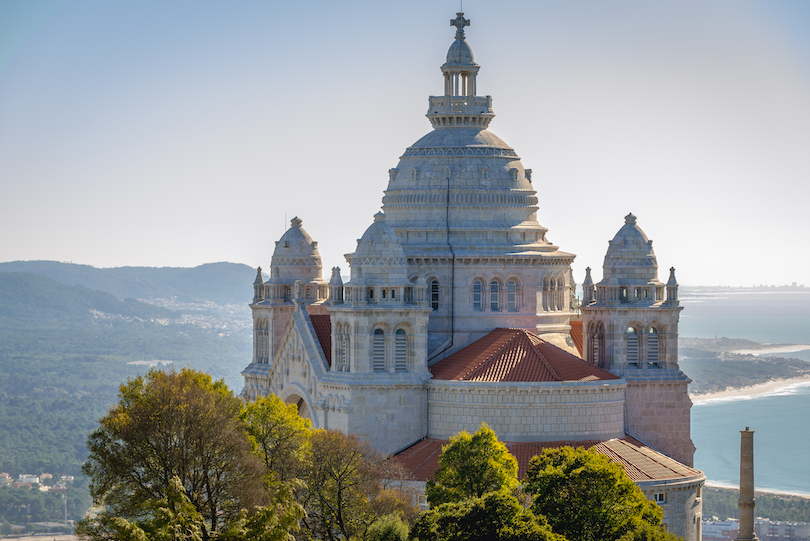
(77, 370, 683, 541)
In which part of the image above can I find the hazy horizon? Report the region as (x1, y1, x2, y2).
(2, 0, 809, 287)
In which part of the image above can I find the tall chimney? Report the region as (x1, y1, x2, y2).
(734, 427, 758, 541)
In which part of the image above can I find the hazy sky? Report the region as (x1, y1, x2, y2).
(1, 0, 809, 287)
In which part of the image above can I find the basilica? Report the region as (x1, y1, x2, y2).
(241, 13, 704, 541)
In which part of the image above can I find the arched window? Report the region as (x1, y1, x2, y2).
(473, 280, 482, 311)
(647, 327, 660, 367)
(507, 280, 517, 312)
(626, 327, 639, 368)
(395, 329, 407, 372)
(372, 329, 385, 372)
(589, 321, 606, 369)
(430, 280, 440, 310)
(490, 281, 500, 311)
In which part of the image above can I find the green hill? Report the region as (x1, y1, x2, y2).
(0, 272, 177, 325)
(0, 271, 251, 481)
(0, 260, 257, 305)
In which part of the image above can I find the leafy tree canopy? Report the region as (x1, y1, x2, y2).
(410, 490, 564, 541)
(426, 423, 518, 507)
(240, 394, 311, 484)
(524, 447, 668, 541)
(301, 429, 419, 541)
(79, 368, 268, 540)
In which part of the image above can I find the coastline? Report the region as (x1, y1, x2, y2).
(704, 482, 810, 499)
(691, 375, 810, 403)
(731, 344, 810, 356)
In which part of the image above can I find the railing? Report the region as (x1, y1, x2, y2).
(428, 95, 493, 114)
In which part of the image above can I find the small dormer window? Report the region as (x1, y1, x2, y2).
(509, 168, 519, 181)
(410, 168, 419, 181)
(525, 169, 532, 182)
(382, 289, 386, 299)
(481, 168, 489, 180)
(389, 168, 398, 181)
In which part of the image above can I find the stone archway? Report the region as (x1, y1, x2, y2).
(279, 384, 319, 428)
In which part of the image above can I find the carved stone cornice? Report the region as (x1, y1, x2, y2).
(401, 146, 518, 158)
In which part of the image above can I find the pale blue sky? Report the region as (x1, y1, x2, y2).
(1, 0, 808, 287)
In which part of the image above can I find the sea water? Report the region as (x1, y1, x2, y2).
(680, 290, 810, 495)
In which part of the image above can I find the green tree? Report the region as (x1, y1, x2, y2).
(409, 490, 563, 541)
(78, 368, 268, 540)
(97, 476, 303, 541)
(240, 394, 311, 483)
(367, 513, 409, 541)
(425, 423, 518, 507)
(1, 519, 12, 535)
(524, 447, 668, 541)
(301, 429, 419, 541)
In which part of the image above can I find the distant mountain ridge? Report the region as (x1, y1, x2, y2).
(0, 260, 256, 305)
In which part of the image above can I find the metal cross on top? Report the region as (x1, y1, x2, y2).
(451, 12, 470, 39)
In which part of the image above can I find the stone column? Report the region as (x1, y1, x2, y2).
(735, 427, 758, 541)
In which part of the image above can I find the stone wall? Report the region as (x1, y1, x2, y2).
(638, 474, 705, 541)
(427, 380, 625, 442)
(624, 375, 696, 466)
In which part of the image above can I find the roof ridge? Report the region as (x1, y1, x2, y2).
(462, 328, 521, 380)
(524, 330, 563, 380)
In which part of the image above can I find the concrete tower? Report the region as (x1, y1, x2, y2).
(581, 213, 695, 466)
(735, 428, 758, 541)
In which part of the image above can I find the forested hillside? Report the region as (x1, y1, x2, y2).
(0, 260, 258, 305)
(0, 272, 251, 488)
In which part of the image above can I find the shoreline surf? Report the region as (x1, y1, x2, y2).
(690, 375, 810, 404)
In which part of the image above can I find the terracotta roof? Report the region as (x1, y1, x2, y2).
(393, 437, 702, 482)
(569, 320, 583, 357)
(309, 315, 331, 366)
(429, 328, 617, 382)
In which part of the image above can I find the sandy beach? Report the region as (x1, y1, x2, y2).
(691, 375, 810, 403)
(732, 344, 810, 356)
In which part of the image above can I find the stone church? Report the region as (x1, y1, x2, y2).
(241, 13, 704, 541)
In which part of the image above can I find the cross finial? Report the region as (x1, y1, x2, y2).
(451, 12, 470, 39)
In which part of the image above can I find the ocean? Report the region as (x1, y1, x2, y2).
(679, 290, 810, 495)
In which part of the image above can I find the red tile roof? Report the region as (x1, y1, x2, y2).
(309, 315, 331, 366)
(393, 437, 701, 482)
(569, 319, 583, 358)
(429, 328, 617, 382)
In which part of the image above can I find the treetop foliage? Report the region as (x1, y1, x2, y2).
(410, 490, 563, 541)
(80, 368, 268, 540)
(524, 447, 666, 541)
(426, 423, 519, 507)
(240, 394, 311, 483)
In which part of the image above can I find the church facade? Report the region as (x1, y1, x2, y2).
(241, 13, 704, 541)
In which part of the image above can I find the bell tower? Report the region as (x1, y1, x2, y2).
(581, 213, 695, 466)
